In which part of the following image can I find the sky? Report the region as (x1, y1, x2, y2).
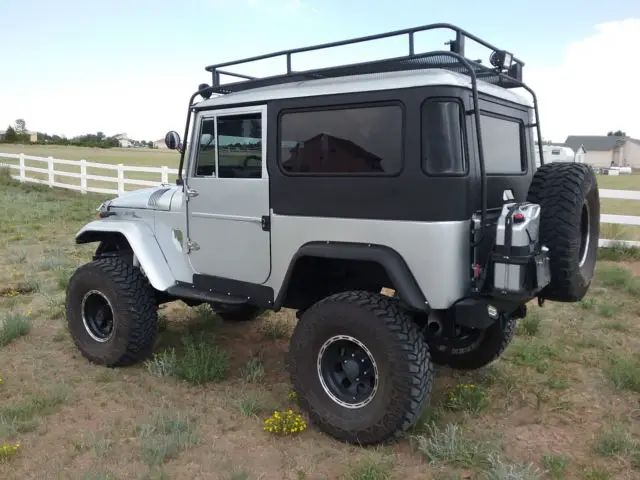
(1, 0, 639, 144)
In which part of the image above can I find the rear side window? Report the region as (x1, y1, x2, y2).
(278, 104, 402, 175)
(421, 99, 466, 175)
(480, 114, 525, 174)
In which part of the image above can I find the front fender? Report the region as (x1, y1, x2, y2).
(75, 220, 176, 292)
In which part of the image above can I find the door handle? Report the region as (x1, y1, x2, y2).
(186, 188, 199, 198)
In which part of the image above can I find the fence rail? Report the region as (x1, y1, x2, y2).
(0, 152, 180, 195)
(1, 152, 639, 249)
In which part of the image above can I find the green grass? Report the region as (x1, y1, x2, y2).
(603, 354, 640, 392)
(412, 423, 499, 469)
(580, 467, 612, 480)
(237, 394, 263, 417)
(445, 384, 489, 416)
(505, 341, 561, 373)
(242, 355, 266, 384)
(260, 317, 291, 340)
(596, 172, 640, 191)
(542, 454, 569, 479)
(172, 336, 230, 385)
(343, 451, 397, 480)
(598, 243, 640, 261)
(517, 311, 542, 336)
(138, 411, 200, 467)
(482, 454, 543, 480)
(592, 424, 640, 464)
(0, 383, 68, 438)
(0, 313, 31, 347)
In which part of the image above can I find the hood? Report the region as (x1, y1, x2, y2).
(106, 186, 179, 211)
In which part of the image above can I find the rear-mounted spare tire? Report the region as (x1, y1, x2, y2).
(526, 162, 600, 302)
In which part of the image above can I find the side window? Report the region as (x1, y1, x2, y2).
(421, 99, 466, 175)
(278, 104, 402, 175)
(480, 114, 525, 174)
(193, 113, 263, 178)
(194, 118, 217, 177)
(217, 113, 262, 178)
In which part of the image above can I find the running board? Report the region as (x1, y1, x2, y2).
(166, 283, 248, 306)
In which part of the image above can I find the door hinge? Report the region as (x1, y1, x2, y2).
(187, 240, 200, 252)
(261, 215, 270, 232)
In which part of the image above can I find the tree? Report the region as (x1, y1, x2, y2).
(14, 119, 26, 134)
(607, 130, 626, 137)
(3, 125, 18, 142)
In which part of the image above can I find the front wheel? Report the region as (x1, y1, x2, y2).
(65, 257, 158, 367)
(288, 291, 433, 445)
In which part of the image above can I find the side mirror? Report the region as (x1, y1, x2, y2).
(165, 131, 181, 150)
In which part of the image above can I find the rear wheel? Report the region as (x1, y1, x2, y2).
(427, 315, 517, 370)
(288, 291, 433, 445)
(65, 257, 157, 367)
(527, 162, 600, 302)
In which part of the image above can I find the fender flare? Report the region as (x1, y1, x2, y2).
(274, 241, 429, 312)
(75, 220, 176, 292)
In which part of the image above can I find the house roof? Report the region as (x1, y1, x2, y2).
(564, 135, 625, 152)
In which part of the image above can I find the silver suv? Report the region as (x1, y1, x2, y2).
(65, 23, 600, 445)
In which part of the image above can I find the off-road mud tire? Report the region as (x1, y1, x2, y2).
(428, 315, 517, 370)
(527, 162, 600, 302)
(65, 256, 157, 367)
(288, 290, 433, 445)
(208, 303, 264, 322)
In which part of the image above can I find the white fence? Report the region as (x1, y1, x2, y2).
(1, 152, 639, 249)
(0, 152, 179, 196)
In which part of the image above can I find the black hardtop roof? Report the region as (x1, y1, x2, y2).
(204, 23, 526, 95)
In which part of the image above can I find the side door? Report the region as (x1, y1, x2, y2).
(185, 105, 271, 285)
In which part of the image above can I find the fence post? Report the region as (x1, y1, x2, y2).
(47, 156, 54, 187)
(161, 166, 169, 184)
(80, 160, 87, 194)
(18, 153, 25, 182)
(117, 164, 125, 195)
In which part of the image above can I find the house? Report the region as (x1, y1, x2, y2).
(153, 138, 169, 149)
(564, 135, 640, 169)
(113, 133, 133, 148)
(0, 130, 39, 142)
(281, 133, 384, 173)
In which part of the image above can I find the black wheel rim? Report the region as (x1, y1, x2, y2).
(317, 335, 378, 409)
(578, 201, 591, 268)
(81, 290, 115, 342)
(429, 326, 485, 355)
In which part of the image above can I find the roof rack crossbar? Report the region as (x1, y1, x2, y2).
(205, 23, 524, 90)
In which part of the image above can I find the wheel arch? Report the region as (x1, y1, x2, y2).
(75, 220, 176, 292)
(274, 241, 430, 313)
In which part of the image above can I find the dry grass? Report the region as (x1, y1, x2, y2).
(1, 167, 640, 479)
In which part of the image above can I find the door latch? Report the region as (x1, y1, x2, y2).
(186, 188, 199, 198)
(187, 240, 200, 252)
(261, 215, 270, 232)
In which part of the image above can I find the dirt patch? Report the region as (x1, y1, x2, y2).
(0, 283, 37, 298)
(619, 260, 640, 276)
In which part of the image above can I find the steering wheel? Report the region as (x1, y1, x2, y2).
(243, 155, 262, 168)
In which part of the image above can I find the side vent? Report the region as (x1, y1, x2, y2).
(148, 188, 171, 208)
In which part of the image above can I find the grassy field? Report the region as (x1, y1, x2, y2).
(1, 168, 640, 479)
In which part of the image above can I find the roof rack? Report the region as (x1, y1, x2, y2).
(204, 23, 526, 95)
